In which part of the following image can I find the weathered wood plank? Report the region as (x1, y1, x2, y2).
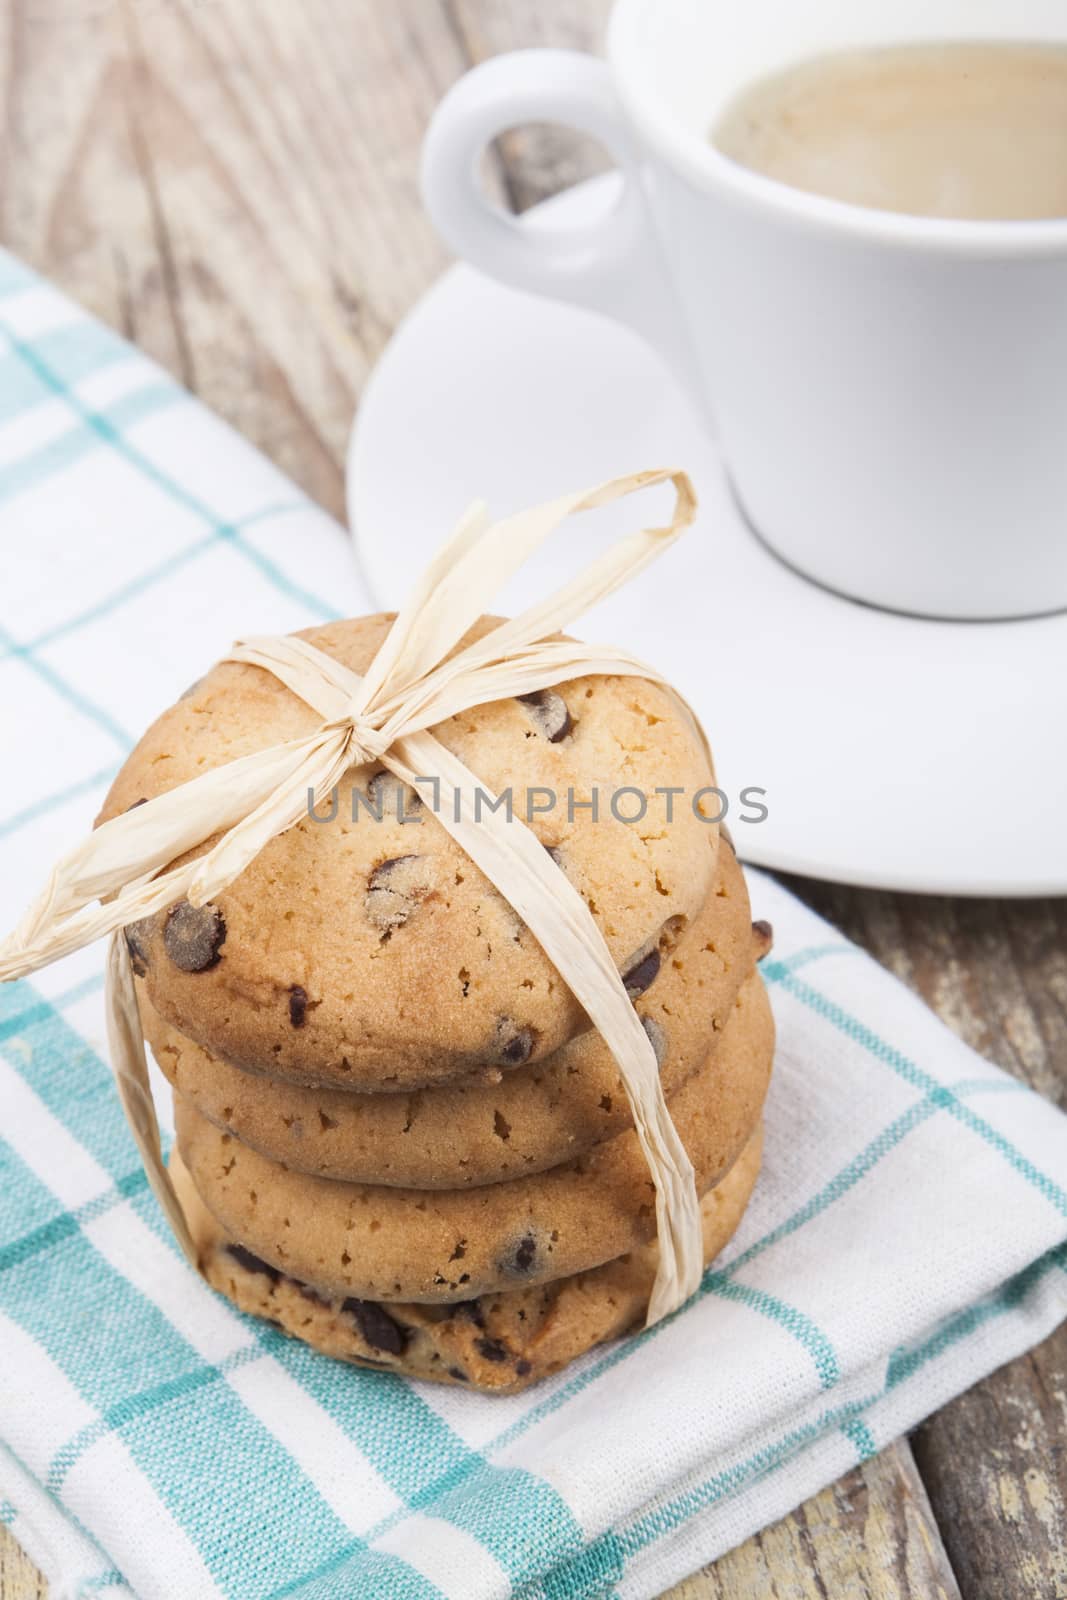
(108, 0, 472, 518)
(910, 1330, 1067, 1600)
(665, 1441, 961, 1600)
(0, 0, 183, 373)
(447, 0, 615, 212)
(0, 1525, 45, 1600)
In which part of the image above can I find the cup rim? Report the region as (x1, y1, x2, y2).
(606, 0, 1067, 257)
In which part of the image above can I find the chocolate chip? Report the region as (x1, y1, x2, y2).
(518, 690, 572, 742)
(342, 1297, 410, 1355)
(123, 916, 154, 979)
(126, 798, 149, 811)
(163, 901, 226, 972)
(751, 919, 774, 960)
(364, 771, 422, 818)
(226, 1243, 281, 1283)
(365, 855, 435, 931)
(515, 1359, 533, 1377)
(514, 1235, 537, 1271)
(494, 1018, 536, 1067)
(364, 771, 391, 813)
(474, 1336, 510, 1364)
(447, 1366, 469, 1382)
(641, 1016, 668, 1067)
(289, 985, 308, 1028)
(500, 1234, 538, 1278)
(544, 844, 564, 869)
(621, 945, 661, 998)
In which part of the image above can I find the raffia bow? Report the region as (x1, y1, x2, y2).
(0, 468, 713, 1325)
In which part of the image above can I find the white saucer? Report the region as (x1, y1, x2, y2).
(348, 177, 1067, 897)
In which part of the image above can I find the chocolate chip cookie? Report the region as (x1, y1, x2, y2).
(99, 614, 721, 1090)
(171, 1124, 763, 1393)
(146, 846, 762, 1187)
(173, 970, 774, 1303)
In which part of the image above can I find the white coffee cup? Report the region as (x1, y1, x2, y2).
(421, 0, 1067, 620)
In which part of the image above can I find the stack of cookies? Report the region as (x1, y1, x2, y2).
(102, 616, 774, 1394)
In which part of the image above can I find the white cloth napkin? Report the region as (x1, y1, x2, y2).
(1, 251, 1065, 1600)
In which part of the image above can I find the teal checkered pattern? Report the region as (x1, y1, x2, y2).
(1, 251, 1066, 1600)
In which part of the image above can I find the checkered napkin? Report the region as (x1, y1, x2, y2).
(1, 248, 1066, 1600)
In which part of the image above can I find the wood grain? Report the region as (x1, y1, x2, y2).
(448, 0, 615, 212)
(0, 2, 1064, 1598)
(911, 1339, 1067, 1600)
(669, 1442, 961, 1600)
(0, 1525, 44, 1600)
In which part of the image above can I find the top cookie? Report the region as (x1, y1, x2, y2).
(99, 615, 720, 1088)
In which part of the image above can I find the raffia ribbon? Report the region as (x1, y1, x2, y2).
(0, 468, 715, 1326)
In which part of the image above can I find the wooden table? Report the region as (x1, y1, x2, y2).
(1, 2, 1064, 1596)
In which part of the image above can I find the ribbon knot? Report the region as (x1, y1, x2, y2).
(0, 469, 710, 1327)
(342, 714, 391, 767)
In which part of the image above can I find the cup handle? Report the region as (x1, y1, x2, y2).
(420, 49, 703, 413)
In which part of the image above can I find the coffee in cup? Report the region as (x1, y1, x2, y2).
(711, 41, 1067, 220)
